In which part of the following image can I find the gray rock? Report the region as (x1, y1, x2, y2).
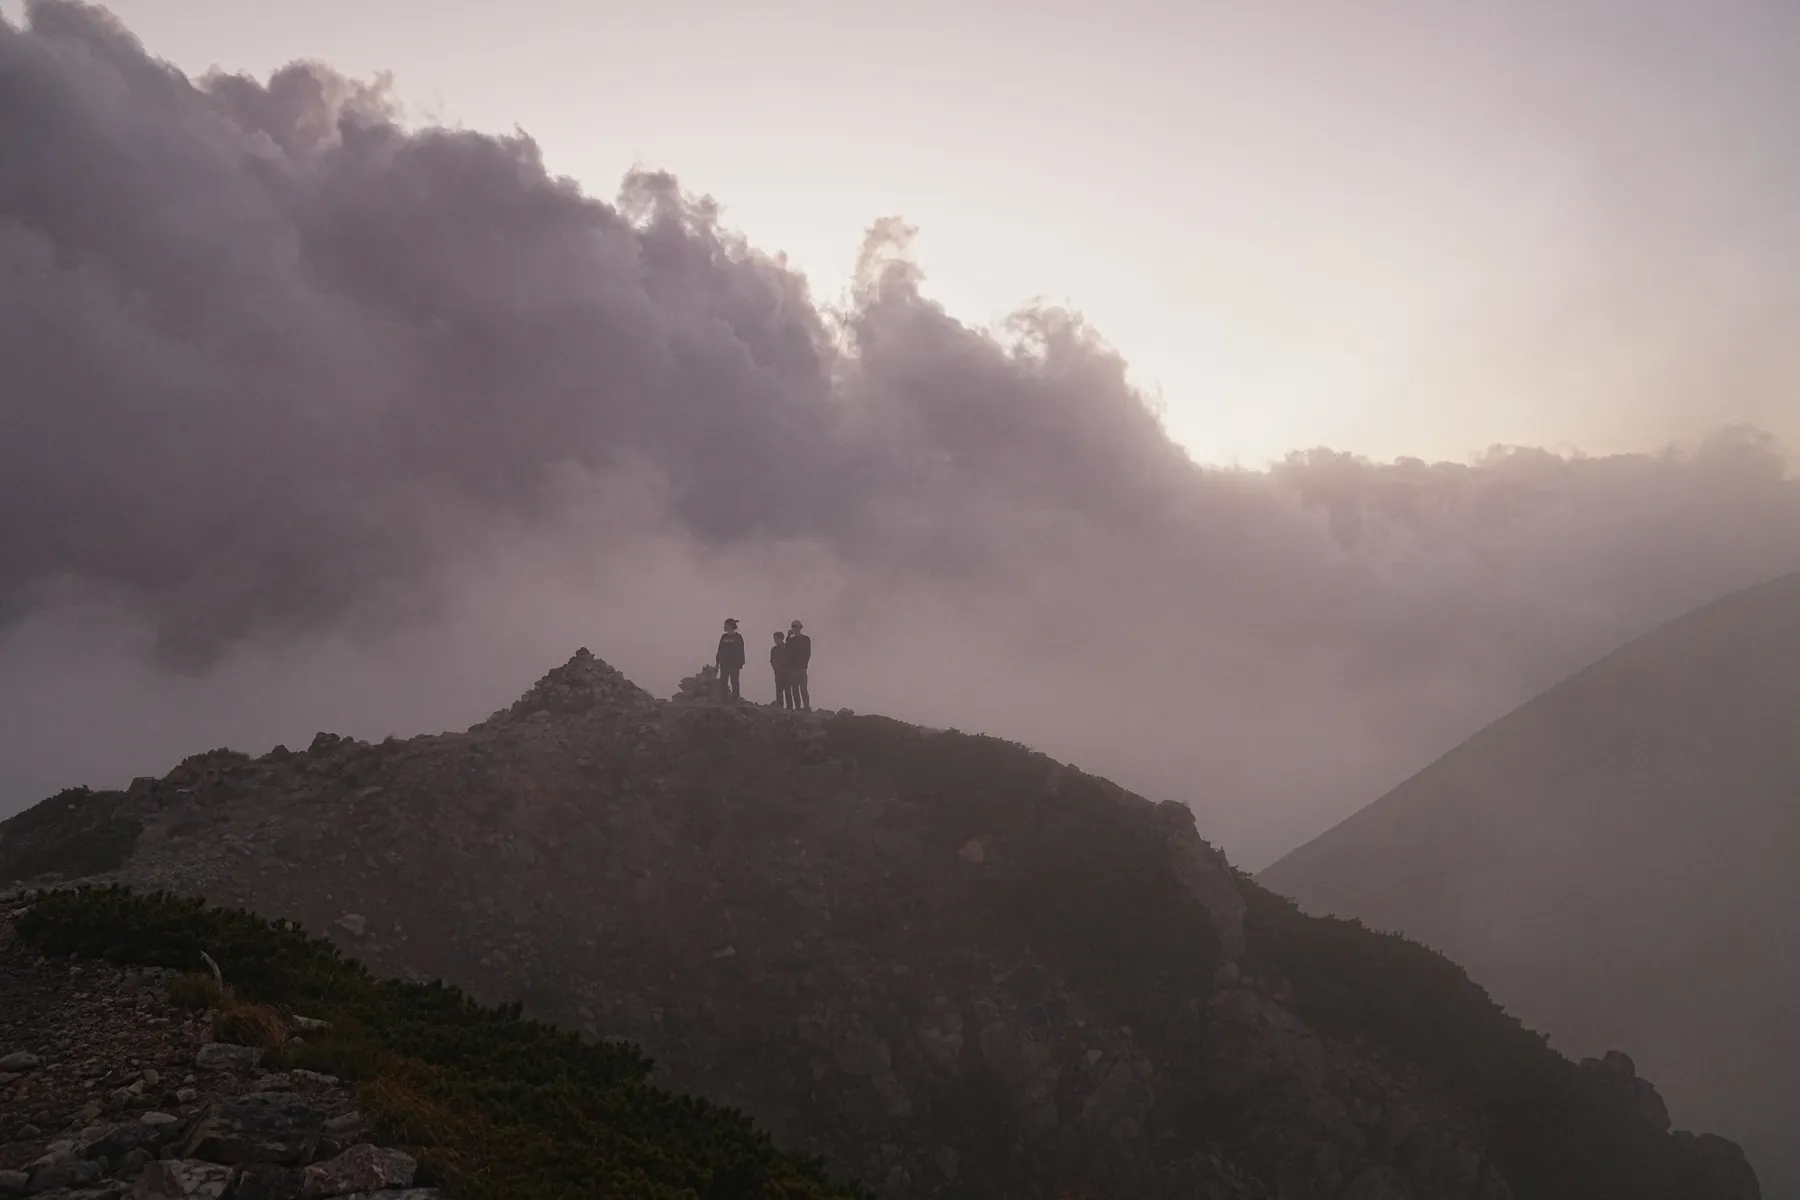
(28, 1160, 104, 1192)
(0, 1052, 42, 1072)
(180, 1092, 322, 1166)
(74, 1125, 125, 1156)
(319, 1113, 363, 1137)
(130, 1159, 236, 1199)
(0, 1170, 28, 1196)
(31, 1142, 77, 1170)
(300, 1145, 416, 1196)
(230, 1165, 305, 1200)
(193, 1044, 262, 1073)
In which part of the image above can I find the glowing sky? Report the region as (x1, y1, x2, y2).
(15, 0, 1795, 468)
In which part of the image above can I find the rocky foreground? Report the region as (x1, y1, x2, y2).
(0, 651, 1765, 1199)
(0, 900, 432, 1199)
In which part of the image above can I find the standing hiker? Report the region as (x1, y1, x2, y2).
(716, 618, 746, 701)
(770, 631, 793, 709)
(786, 620, 812, 710)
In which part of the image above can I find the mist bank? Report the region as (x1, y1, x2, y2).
(4, 2, 1799, 867)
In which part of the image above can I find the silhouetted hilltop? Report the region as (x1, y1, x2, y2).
(0, 649, 1762, 1199)
(1262, 570, 1800, 1196)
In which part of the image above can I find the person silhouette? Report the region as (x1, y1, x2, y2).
(715, 618, 746, 701)
(770, 631, 793, 709)
(785, 620, 812, 710)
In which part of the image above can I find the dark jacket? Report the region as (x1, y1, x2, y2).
(770, 640, 790, 675)
(716, 630, 746, 670)
(785, 632, 811, 671)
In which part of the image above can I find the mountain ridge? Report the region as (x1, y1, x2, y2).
(1260, 569, 1800, 1196)
(0, 648, 1764, 1199)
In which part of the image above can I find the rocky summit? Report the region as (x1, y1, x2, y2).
(0, 650, 1764, 1199)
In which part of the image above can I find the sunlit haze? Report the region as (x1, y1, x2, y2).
(17, 0, 1799, 465)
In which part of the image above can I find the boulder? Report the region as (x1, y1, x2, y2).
(1580, 1051, 1672, 1133)
(301, 1145, 416, 1196)
(180, 1092, 322, 1165)
(231, 1165, 305, 1200)
(194, 1044, 263, 1073)
(29, 1160, 104, 1192)
(131, 1160, 237, 1199)
(138, 1113, 183, 1141)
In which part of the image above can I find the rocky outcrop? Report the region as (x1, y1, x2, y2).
(1581, 1050, 1671, 1132)
(1, 650, 1761, 1199)
(669, 663, 722, 704)
(0, 908, 436, 1200)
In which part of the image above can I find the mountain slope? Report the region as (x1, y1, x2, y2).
(0, 650, 1762, 1199)
(1261, 570, 1800, 1196)
(0, 887, 867, 1199)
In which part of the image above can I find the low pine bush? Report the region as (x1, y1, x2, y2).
(16, 886, 870, 1200)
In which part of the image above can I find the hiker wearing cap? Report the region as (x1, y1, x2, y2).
(716, 619, 746, 701)
(770, 631, 794, 710)
(785, 620, 812, 710)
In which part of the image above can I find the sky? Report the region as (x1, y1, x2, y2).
(3, 0, 1800, 871)
(11, 0, 1799, 467)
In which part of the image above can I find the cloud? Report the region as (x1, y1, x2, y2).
(3, 2, 1799, 867)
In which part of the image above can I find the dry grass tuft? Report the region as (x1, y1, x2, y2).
(214, 1000, 289, 1049)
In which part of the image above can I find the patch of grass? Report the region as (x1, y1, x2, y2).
(166, 971, 227, 1011)
(275, 1025, 389, 1083)
(16, 886, 871, 1200)
(0, 788, 142, 884)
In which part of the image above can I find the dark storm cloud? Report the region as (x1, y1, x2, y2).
(2, 1, 862, 661)
(4, 2, 1800, 866)
(0, 2, 1221, 669)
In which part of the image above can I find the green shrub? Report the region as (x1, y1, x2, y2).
(823, 716, 1221, 1005)
(1239, 878, 1726, 1200)
(17, 886, 871, 1200)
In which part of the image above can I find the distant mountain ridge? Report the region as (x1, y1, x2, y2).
(1261, 570, 1800, 1197)
(0, 649, 1765, 1199)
